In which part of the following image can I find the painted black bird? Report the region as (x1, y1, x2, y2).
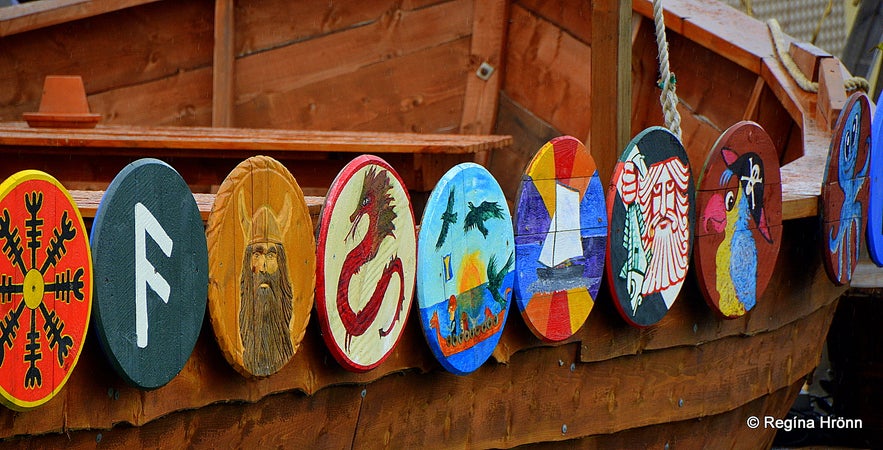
(487, 252, 514, 307)
(464, 200, 505, 238)
(435, 188, 458, 249)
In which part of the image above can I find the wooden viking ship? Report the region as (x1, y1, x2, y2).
(0, 0, 864, 447)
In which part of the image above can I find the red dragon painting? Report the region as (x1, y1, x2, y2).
(336, 166, 407, 352)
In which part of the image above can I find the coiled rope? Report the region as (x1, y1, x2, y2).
(652, 0, 682, 139)
(767, 18, 869, 93)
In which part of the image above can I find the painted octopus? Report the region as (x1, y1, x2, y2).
(828, 100, 869, 283)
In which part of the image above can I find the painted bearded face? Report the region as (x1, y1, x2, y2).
(635, 156, 691, 298)
(239, 241, 293, 377)
(620, 156, 690, 307)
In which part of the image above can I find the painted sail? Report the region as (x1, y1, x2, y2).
(538, 183, 582, 268)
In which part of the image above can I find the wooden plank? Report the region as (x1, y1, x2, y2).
(667, 31, 757, 142)
(212, 0, 235, 127)
(490, 93, 562, 205)
(459, 0, 508, 161)
(0, 358, 805, 449)
(512, 380, 800, 449)
(88, 67, 214, 127)
(629, 15, 665, 134)
(234, 37, 471, 133)
(742, 76, 766, 121)
(817, 58, 847, 131)
(0, 1, 214, 124)
(235, 0, 446, 58)
(632, 0, 772, 74)
(0, 124, 511, 155)
(504, 5, 591, 142)
(349, 303, 836, 448)
(0, 0, 162, 37)
(789, 41, 832, 83)
(233, 0, 471, 122)
(591, 0, 630, 183)
(516, 0, 592, 44)
(752, 81, 797, 164)
(69, 190, 325, 225)
(0, 151, 436, 202)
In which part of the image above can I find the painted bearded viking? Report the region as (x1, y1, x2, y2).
(616, 145, 691, 315)
(239, 194, 294, 377)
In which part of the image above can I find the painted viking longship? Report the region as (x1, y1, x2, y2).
(0, 0, 875, 447)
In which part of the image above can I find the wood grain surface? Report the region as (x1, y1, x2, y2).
(206, 156, 315, 378)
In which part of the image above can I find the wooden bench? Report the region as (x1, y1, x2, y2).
(0, 124, 512, 199)
(70, 189, 325, 226)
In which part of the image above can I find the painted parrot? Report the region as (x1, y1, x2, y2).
(702, 148, 772, 317)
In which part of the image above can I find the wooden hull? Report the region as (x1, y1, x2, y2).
(0, 0, 852, 447)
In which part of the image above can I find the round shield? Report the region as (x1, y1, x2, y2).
(315, 155, 416, 372)
(866, 91, 883, 266)
(693, 122, 782, 318)
(91, 158, 208, 389)
(821, 92, 870, 285)
(206, 156, 316, 378)
(514, 136, 606, 342)
(0, 170, 92, 411)
(417, 163, 514, 375)
(606, 127, 695, 328)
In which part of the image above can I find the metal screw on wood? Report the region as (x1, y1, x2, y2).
(361, 388, 367, 398)
(678, 398, 684, 407)
(561, 424, 567, 434)
(476, 62, 495, 81)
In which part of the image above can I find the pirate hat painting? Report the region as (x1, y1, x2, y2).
(694, 122, 782, 319)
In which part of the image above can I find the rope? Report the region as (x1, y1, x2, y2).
(652, 0, 682, 139)
(767, 19, 869, 93)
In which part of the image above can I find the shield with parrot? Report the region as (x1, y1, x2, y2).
(694, 121, 783, 318)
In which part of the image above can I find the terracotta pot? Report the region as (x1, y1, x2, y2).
(23, 75, 101, 128)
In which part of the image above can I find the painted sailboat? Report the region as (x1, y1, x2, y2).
(535, 183, 585, 281)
